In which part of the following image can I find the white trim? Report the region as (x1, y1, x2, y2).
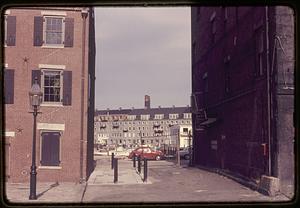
(37, 123, 65, 131)
(5, 131, 15, 137)
(4, 63, 8, 68)
(41, 103, 64, 107)
(41, 10, 66, 16)
(38, 166, 62, 170)
(4, 10, 10, 15)
(39, 64, 66, 70)
(41, 45, 65, 49)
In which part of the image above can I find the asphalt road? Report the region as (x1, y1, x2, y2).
(82, 157, 289, 204)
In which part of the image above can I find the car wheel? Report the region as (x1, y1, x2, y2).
(155, 155, 161, 161)
(184, 154, 190, 160)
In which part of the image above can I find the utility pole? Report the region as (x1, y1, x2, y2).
(176, 129, 180, 166)
(188, 130, 192, 166)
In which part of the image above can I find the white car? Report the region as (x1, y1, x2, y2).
(179, 147, 191, 160)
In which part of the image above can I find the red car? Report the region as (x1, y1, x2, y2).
(128, 146, 164, 160)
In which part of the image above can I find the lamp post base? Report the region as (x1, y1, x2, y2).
(29, 165, 37, 200)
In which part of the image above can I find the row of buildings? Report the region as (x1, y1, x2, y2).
(2, 6, 295, 199)
(191, 6, 294, 197)
(3, 7, 96, 183)
(94, 96, 192, 149)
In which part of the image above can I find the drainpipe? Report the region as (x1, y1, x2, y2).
(80, 8, 88, 183)
(265, 6, 272, 176)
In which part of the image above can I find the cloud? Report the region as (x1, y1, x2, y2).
(94, 7, 191, 109)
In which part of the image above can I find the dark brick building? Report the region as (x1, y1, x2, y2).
(191, 6, 294, 197)
(3, 7, 96, 183)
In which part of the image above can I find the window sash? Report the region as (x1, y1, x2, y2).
(42, 69, 63, 103)
(44, 16, 64, 45)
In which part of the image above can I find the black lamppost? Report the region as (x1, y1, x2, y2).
(28, 77, 43, 200)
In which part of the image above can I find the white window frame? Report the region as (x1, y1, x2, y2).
(42, 15, 65, 48)
(154, 114, 164, 119)
(4, 15, 8, 47)
(141, 114, 150, 120)
(41, 68, 64, 106)
(169, 114, 179, 119)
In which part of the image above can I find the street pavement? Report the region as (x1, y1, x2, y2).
(3, 155, 291, 206)
(82, 156, 289, 203)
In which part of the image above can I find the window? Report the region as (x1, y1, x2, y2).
(4, 69, 14, 104)
(4, 14, 16, 46)
(141, 114, 150, 120)
(32, 68, 72, 105)
(40, 131, 61, 166)
(184, 113, 192, 119)
(44, 16, 64, 45)
(169, 114, 179, 119)
(128, 115, 136, 120)
(42, 70, 62, 103)
(34, 15, 74, 47)
(154, 114, 164, 119)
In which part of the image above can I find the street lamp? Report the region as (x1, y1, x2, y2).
(28, 77, 43, 200)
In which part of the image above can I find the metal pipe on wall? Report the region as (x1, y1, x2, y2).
(265, 6, 272, 176)
(80, 8, 88, 183)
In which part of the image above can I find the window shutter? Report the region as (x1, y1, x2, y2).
(41, 132, 51, 166)
(64, 18, 74, 47)
(41, 132, 60, 166)
(63, 71, 72, 105)
(6, 16, 16, 46)
(31, 70, 41, 86)
(4, 69, 14, 104)
(33, 16, 43, 46)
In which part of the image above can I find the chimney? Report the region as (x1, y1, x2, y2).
(145, 95, 150, 109)
(172, 105, 175, 108)
(158, 105, 161, 109)
(119, 107, 122, 111)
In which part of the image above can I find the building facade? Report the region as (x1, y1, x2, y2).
(3, 7, 96, 183)
(191, 6, 294, 197)
(94, 96, 192, 149)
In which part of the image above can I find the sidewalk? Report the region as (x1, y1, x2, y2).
(88, 155, 146, 185)
(4, 182, 85, 203)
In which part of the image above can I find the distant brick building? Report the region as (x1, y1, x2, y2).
(191, 6, 294, 197)
(3, 7, 96, 183)
(94, 96, 192, 148)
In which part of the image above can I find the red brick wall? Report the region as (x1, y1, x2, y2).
(5, 8, 93, 182)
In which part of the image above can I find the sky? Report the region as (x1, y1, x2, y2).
(94, 7, 191, 110)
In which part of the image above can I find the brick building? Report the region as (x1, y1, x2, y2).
(3, 7, 96, 183)
(94, 96, 192, 149)
(191, 6, 294, 197)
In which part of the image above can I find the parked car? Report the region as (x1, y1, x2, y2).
(179, 147, 192, 160)
(128, 146, 164, 160)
